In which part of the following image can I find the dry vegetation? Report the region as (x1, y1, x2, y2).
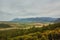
(0, 22, 60, 40)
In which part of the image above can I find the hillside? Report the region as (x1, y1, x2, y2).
(0, 23, 12, 28)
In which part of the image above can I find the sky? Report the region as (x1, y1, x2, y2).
(0, 0, 60, 21)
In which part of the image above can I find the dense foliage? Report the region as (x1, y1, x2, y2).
(0, 23, 60, 40)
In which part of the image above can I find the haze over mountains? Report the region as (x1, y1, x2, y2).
(12, 17, 58, 23)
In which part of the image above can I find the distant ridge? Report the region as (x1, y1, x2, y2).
(11, 17, 57, 23)
(54, 18, 60, 22)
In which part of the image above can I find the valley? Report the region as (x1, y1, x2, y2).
(0, 21, 60, 40)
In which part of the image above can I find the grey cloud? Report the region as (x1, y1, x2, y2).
(0, 0, 60, 21)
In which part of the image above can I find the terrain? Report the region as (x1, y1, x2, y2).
(0, 22, 49, 30)
(0, 21, 60, 40)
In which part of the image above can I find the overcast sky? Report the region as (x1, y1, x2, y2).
(0, 0, 60, 21)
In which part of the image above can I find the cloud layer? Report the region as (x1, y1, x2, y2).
(0, 0, 60, 21)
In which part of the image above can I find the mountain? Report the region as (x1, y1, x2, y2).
(11, 17, 57, 23)
(54, 18, 60, 22)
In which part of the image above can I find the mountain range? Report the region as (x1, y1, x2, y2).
(55, 18, 60, 22)
(11, 17, 59, 23)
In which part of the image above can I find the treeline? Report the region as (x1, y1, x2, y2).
(0, 23, 60, 40)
